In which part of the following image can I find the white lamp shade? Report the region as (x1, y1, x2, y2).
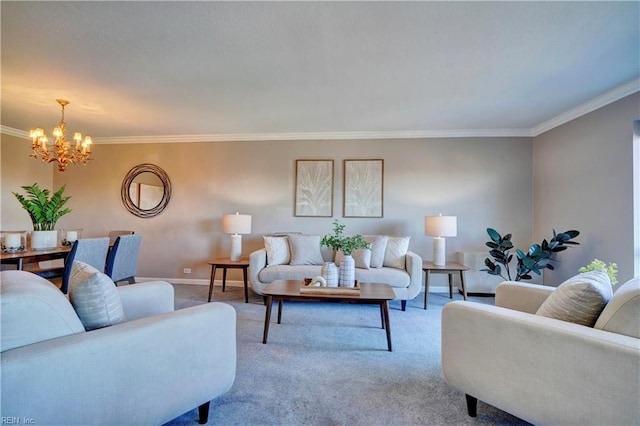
(425, 215, 457, 237)
(222, 213, 252, 235)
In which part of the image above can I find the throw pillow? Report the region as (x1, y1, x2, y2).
(593, 277, 640, 338)
(383, 236, 410, 269)
(536, 270, 613, 327)
(288, 234, 324, 265)
(364, 235, 389, 268)
(335, 248, 371, 269)
(68, 261, 126, 331)
(263, 236, 290, 266)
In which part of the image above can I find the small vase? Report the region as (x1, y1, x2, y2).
(339, 254, 356, 287)
(322, 262, 339, 287)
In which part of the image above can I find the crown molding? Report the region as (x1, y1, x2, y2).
(531, 78, 640, 137)
(3, 79, 637, 143)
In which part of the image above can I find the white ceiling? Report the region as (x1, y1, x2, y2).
(1, 1, 639, 144)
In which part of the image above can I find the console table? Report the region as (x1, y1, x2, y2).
(1, 246, 71, 270)
(422, 261, 469, 309)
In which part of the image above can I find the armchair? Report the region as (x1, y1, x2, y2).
(1, 270, 236, 425)
(441, 278, 640, 425)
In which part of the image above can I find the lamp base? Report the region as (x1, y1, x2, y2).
(229, 234, 242, 261)
(433, 237, 446, 266)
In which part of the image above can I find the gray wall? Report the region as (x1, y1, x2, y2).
(2, 134, 533, 285)
(533, 92, 639, 285)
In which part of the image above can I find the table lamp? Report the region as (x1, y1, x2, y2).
(222, 212, 252, 261)
(425, 214, 457, 266)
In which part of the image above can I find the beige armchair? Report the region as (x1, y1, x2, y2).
(441, 278, 640, 425)
(1, 270, 236, 425)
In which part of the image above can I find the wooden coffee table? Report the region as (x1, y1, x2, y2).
(262, 280, 395, 351)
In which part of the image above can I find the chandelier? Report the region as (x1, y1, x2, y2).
(29, 99, 92, 172)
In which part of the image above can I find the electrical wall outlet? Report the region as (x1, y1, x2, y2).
(183, 268, 191, 274)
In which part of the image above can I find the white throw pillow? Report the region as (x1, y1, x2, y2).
(263, 236, 290, 266)
(383, 236, 410, 269)
(536, 270, 613, 327)
(288, 235, 324, 265)
(364, 235, 389, 268)
(68, 261, 126, 331)
(335, 248, 371, 269)
(594, 277, 640, 338)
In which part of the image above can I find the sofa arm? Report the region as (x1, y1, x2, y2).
(117, 281, 175, 321)
(1, 303, 237, 425)
(249, 248, 268, 295)
(441, 301, 640, 425)
(495, 281, 554, 313)
(405, 251, 423, 300)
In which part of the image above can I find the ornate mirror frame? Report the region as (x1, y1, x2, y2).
(121, 163, 172, 218)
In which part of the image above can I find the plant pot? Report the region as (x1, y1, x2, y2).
(339, 255, 356, 287)
(31, 230, 58, 251)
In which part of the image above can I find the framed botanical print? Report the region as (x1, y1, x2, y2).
(343, 159, 384, 218)
(294, 159, 334, 217)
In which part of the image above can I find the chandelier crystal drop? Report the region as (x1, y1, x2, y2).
(29, 99, 92, 172)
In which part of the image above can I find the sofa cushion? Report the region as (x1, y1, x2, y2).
(356, 267, 410, 289)
(383, 236, 410, 269)
(264, 236, 290, 266)
(335, 248, 371, 269)
(364, 235, 389, 268)
(288, 234, 324, 265)
(258, 265, 323, 283)
(594, 277, 640, 338)
(536, 270, 612, 327)
(1, 270, 85, 352)
(68, 261, 126, 331)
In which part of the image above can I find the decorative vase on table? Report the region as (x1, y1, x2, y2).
(30, 230, 59, 251)
(339, 255, 356, 287)
(321, 262, 339, 287)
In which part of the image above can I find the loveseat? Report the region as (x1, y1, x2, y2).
(1, 270, 237, 425)
(249, 234, 423, 310)
(441, 274, 640, 425)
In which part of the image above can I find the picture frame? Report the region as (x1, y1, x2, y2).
(343, 159, 384, 218)
(294, 159, 334, 217)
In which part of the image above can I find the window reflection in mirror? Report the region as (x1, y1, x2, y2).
(129, 172, 164, 210)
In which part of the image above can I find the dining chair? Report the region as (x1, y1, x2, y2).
(105, 234, 143, 284)
(60, 237, 110, 294)
(108, 230, 134, 247)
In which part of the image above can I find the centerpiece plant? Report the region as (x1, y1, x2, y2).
(13, 183, 72, 231)
(482, 227, 580, 281)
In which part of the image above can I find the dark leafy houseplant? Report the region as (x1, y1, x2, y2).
(482, 227, 580, 281)
(320, 220, 370, 256)
(12, 183, 72, 231)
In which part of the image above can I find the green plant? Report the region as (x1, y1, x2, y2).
(579, 259, 618, 285)
(320, 220, 370, 256)
(12, 183, 72, 231)
(482, 227, 580, 281)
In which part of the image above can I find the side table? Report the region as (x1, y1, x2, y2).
(422, 261, 469, 309)
(207, 258, 250, 303)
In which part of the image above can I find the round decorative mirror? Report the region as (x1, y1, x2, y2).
(121, 163, 172, 218)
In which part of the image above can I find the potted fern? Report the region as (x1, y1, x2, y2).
(13, 183, 72, 250)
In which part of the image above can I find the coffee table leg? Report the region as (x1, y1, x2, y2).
(382, 301, 392, 352)
(262, 295, 273, 344)
(379, 304, 385, 329)
(277, 300, 283, 324)
(460, 271, 467, 300)
(207, 265, 216, 302)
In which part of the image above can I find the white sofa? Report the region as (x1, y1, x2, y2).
(249, 234, 423, 310)
(1, 270, 237, 425)
(441, 277, 640, 425)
